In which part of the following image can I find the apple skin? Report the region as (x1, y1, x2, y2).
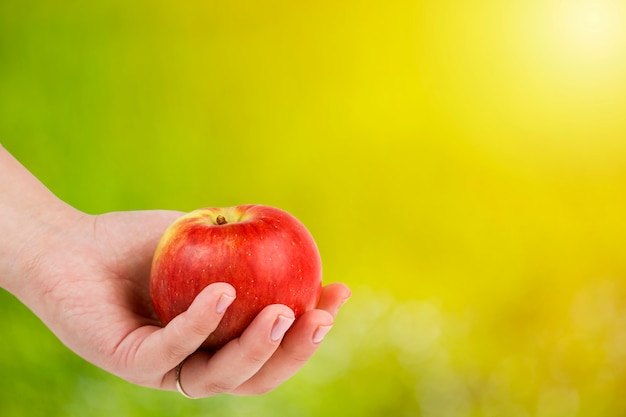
(149, 204, 323, 351)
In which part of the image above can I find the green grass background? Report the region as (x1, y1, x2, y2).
(2, 1, 626, 416)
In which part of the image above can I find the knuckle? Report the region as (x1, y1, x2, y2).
(174, 312, 212, 338)
(237, 377, 282, 396)
(162, 320, 194, 361)
(237, 336, 275, 364)
(280, 344, 312, 366)
(252, 382, 278, 395)
(240, 343, 271, 365)
(288, 351, 312, 366)
(179, 309, 217, 337)
(186, 319, 213, 338)
(204, 380, 237, 395)
(248, 350, 270, 365)
(163, 340, 189, 363)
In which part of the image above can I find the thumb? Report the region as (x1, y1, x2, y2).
(134, 282, 236, 375)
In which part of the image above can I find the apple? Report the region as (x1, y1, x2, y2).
(149, 204, 323, 351)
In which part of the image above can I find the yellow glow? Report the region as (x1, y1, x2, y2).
(429, 0, 626, 160)
(554, 0, 625, 58)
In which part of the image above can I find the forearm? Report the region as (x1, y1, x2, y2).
(0, 144, 82, 298)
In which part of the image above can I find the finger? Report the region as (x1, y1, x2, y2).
(136, 282, 236, 373)
(316, 282, 352, 317)
(168, 304, 295, 398)
(234, 307, 334, 395)
(230, 283, 350, 394)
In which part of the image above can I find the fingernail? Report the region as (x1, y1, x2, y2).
(313, 325, 333, 344)
(339, 295, 351, 309)
(216, 293, 236, 314)
(271, 315, 295, 342)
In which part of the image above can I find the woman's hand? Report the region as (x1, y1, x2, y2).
(16, 209, 351, 397)
(0, 145, 350, 397)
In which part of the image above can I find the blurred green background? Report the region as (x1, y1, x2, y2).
(2, 0, 626, 416)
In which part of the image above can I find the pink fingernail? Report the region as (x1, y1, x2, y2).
(216, 293, 236, 314)
(271, 315, 295, 342)
(313, 325, 333, 344)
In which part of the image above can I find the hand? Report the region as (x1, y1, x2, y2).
(24, 210, 351, 397)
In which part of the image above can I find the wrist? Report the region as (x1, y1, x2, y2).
(0, 145, 86, 300)
(1, 196, 84, 298)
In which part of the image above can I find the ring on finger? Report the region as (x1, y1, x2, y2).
(175, 357, 195, 399)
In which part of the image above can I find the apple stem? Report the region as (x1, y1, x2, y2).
(216, 215, 228, 225)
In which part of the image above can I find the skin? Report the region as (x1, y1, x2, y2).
(0, 144, 351, 398)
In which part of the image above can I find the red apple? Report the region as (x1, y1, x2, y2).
(149, 204, 323, 351)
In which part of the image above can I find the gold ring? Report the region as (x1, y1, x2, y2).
(175, 358, 194, 399)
